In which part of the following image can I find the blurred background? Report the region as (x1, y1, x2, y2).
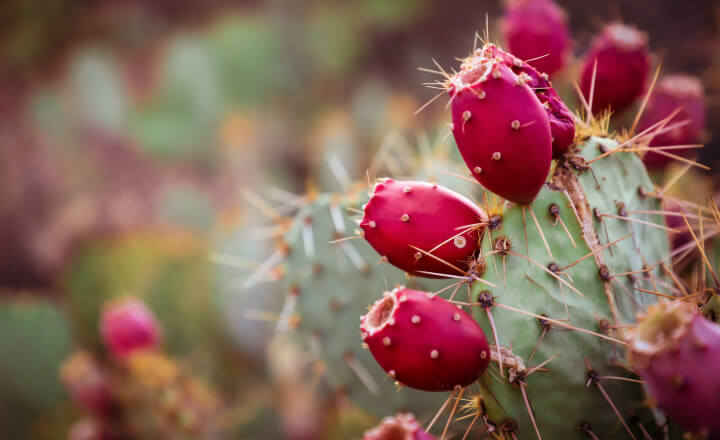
(1, 0, 719, 438)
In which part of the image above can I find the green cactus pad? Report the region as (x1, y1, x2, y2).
(470, 137, 671, 439)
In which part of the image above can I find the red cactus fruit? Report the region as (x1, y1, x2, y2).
(100, 298, 160, 359)
(360, 287, 491, 392)
(639, 74, 706, 168)
(483, 44, 575, 156)
(449, 44, 553, 203)
(363, 412, 436, 440)
(580, 23, 651, 114)
(501, 0, 571, 76)
(628, 301, 720, 437)
(360, 179, 488, 277)
(60, 352, 115, 415)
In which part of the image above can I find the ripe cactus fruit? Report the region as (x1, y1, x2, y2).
(580, 23, 651, 114)
(449, 44, 552, 203)
(360, 287, 490, 392)
(501, 0, 571, 76)
(628, 301, 720, 437)
(100, 298, 159, 359)
(639, 74, 706, 168)
(360, 179, 488, 277)
(363, 413, 436, 440)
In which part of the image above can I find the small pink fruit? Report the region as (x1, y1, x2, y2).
(501, 0, 571, 76)
(580, 23, 651, 114)
(640, 74, 706, 168)
(360, 179, 487, 277)
(628, 302, 720, 437)
(360, 287, 490, 392)
(100, 298, 159, 359)
(363, 412, 436, 440)
(449, 43, 553, 203)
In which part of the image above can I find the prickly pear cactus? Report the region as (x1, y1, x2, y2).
(470, 136, 671, 438)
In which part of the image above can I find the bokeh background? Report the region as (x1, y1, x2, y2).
(1, 1, 719, 438)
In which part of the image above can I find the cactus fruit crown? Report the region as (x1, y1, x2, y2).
(628, 302, 696, 361)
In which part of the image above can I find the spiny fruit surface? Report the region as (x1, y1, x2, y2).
(100, 298, 160, 359)
(580, 22, 651, 114)
(363, 412, 436, 440)
(360, 287, 490, 392)
(470, 137, 671, 438)
(360, 179, 487, 277)
(628, 302, 720, 437)
(639, 74, 706, 168)
(501, 0, 570, 76)
(449, 44, 552, 203)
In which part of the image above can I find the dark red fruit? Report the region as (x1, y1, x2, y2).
(580, 23, 651, 114)
(360, 179, 487, 277)
(449, 44, 553, 203)
(501, 0, 571, 76)
(360, 287, 491, 392)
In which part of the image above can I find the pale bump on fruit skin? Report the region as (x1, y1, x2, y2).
(360, 287, 490, 392)
(580, 22, 651, 114)
(449, 44, 553, 203)
(360, 179, 488, 277)
(100, 298, 160, 359)
(628, 302, 720, 437)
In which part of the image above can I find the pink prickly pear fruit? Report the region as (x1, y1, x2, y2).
(628, 301, 720, 437)
(482, 44, 575, 156)
(640, 74, 706, 168)
(449, 44, 553, 203)
(360, 179, 488, 277)
(100, 298, 160, 359)
(60, 351, 115, 415)
(501, 0, 571, 76)
(580, 23, 651, 114)
(360, 287, 491, 392)
(363, 412, 436, 440)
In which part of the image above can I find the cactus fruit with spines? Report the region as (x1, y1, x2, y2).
(360, 179, 487, 277)
(449, 44, 552, 204)
(628, 301, 720, 438)
(360, 287, 491, 391)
